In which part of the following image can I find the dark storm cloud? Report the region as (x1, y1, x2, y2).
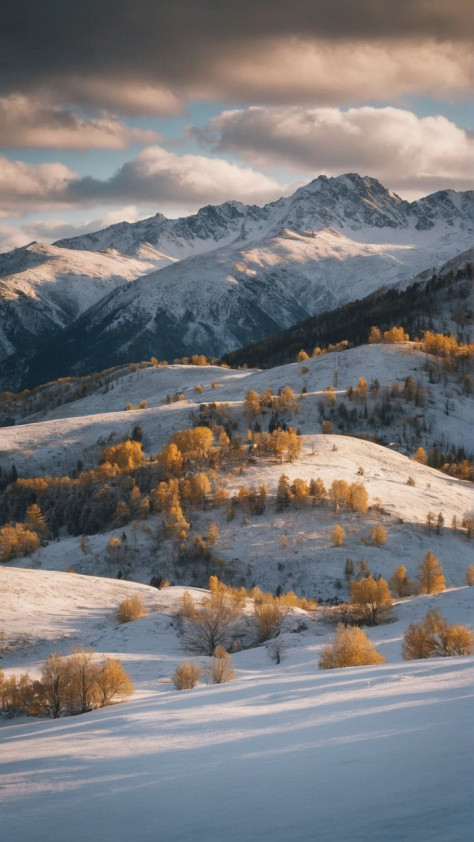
(0, 1, 470, 111)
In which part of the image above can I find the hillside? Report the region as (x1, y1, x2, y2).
(0, 340, 472, 600)
(223, 250, 473, 369)
(1, 334, 473, 842)
(1, 566, 473, 842)
(1, 342, 472, 476)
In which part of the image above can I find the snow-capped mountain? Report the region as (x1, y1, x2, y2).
(0, 174, 472, 389)
(55, 174, 473, 257)
(0, 241, 168, 364)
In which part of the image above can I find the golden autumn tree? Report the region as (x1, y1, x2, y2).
(350, 576, 392, 625)
(403, 608, 473, 659)
(418, 551, 445, 594)
(100, 440, 143, 471)
(390, 565, 416, 598)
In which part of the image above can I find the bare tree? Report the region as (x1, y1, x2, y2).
(183, 590, 242, 655)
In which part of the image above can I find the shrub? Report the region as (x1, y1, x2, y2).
(332, 524, 346, 547)
(319, 625, 386, 669)
(402, 609, 473, 659)
(0, 522, 40, 562)
(209, 646, 235, 684)
(254, 598, 286, 642)
(117, 593, 147, 624)
(179, 590, 198, 621)
(418, 551, 445, 594)
(350, 482, 369, 513)
(173, 662, 201, 690)
(370, 523, 387, 546)
(466, 564, 474, 586)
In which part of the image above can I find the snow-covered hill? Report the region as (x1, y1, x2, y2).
(1, 341, 472, 602)
(2, 343, 472, 477)
(0, 173, 472, 389)
(1, 566, 473, 842)
(1, 333, 473, 841)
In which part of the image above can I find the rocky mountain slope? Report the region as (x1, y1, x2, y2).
(0, 174, 472, 390)
(223, 249, 473, 369)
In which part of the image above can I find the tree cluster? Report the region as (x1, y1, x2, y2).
(0, 648, 133, 718)
(402, 609, 473, 659)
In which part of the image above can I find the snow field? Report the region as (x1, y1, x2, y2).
(0, 566, 473, 842)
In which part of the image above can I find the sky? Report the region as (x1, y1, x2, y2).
(0, 0, 472, 252)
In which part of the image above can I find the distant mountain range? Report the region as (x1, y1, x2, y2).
(0, 173, 472, 391)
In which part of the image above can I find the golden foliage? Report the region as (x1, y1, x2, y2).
(418, 551, 445, 594)
(390, 565, 416, 598)
(117, 593, 147, 624)
(0, 522, 40, 562)
(319, 625, 386, 669)
(173, 662, 201, 690)
(403, 608, 473, 659)
(100, 440, 144, 471)
(370, 523, 388, 546)
(254, 598, 287, 642)
(332, 524, 346, 547)
(209, 646, 235, 684)
(350, 576, 392, 625)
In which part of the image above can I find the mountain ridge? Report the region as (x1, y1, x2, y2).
(0, 173, 472, 391)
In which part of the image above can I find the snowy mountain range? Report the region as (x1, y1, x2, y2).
(0, 173, 472, 390)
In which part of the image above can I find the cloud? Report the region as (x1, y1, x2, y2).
(67, 147, 285, 207)
(0, 208, 143, 254)
(198, 39, 471, 105)
(50, 79, 182, 119)
(0, 148, 285, 217)
(200, 106, 474, 197)
(0, 157, 79, 215)
(0, 2, 470, 113)
(0, 95, 162, 150)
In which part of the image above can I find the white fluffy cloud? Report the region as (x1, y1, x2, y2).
(202, 105, 474, 197)
(0, 147, 285, 217)
(0, 207, 143, 254)
(0, 95, 162, 150)
(0, 157, 80, 215)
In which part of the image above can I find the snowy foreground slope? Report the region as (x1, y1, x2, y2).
(0, 568, 473, 842)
